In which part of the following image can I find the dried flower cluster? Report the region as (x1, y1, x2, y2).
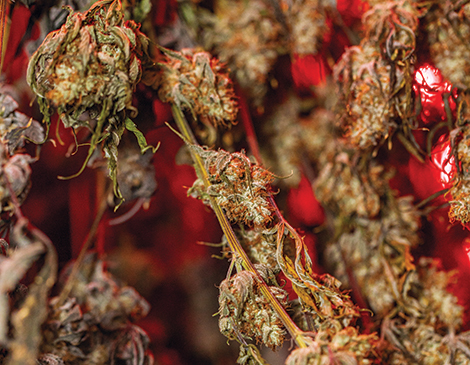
(334, 0, 418, 150)
(285, 327, 377, 365)
(27, 0, 148, 126)
(0, 93, 44, 154)
(189, 147, 275, 227)
(218, 268, 288, 349)
(222, 228, 280, 274)
(5, 0, 470, 363)
(450, 126, 470, 224)
(27, 0, 155, 201)
(40, 255, 153, 365)
(201, 0, 284, 108)
(155, 47, 238, 128)
(287, 0, 330, 56)
(425, 1, 470, 87)
(261, 96, 303, 187)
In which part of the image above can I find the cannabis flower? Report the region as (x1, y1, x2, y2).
(218, 269, 288, 349)
(188, 147, 275, 227)
(27, 0, 148, 128)
(27, 0, 155, 201)
(155, 47, 238, 128)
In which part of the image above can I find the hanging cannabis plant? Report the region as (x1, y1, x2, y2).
(27, 0, 156, 203)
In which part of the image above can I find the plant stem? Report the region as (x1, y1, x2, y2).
(171, 104, 310, 348)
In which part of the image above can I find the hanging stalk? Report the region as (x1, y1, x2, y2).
(171, 104, 311, 348)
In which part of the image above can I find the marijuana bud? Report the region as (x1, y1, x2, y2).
(449, 126, 470, 225)
(218, 269, 288, 349)
(27, 0, 148, 128)
(189, 147, 275, 227)
(202, 0, 284, 109)
(426, 2, 470, 87)
(287, 0, 330, 56)
(334, 43, 396, 149)
(155, 47, 238, 128)
(27, 0, 156, 202)
(0, 92, 44, 154)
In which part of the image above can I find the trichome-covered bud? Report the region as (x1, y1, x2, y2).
(27, 0, 149, 128)
(363, 0, 419, 61)
(228, 227, 280, 273)
(203, 0, 284, 108)
(114, 144, 157, 203)
(189, 147, 275, 227)
(286, 0, 330, 56)
(0, 141, 34, 220)
(41, 254, 153, 364)
(218, 269, 288, 349)
(155, 47, 238, 127)
(425, 2, 470, 87)
(27, 0, 156, 202)
(314, 148, 392, 218)
(334, 43, 396, 149)
(449, 125, 470, 225)
(284, 326, 377, 365)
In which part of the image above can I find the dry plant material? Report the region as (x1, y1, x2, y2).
(113, 143, 157, 203)
(425, 1, 470, 87)
(0, 141, 34, 222)
(0, 92, 44, 154)
(286, 0, 330, 56)
(334, 43, 397, 149)
(261, 96, 303, 187)
(202, 0, 284, 108)
(450, 125, 470, 225)
(285, 326, 377, 365)
(334, 0, 418, 150)
(218, 268, 288, 349)
(27, 0, 155, 201)
(40, 254, 152, 365)
(155, 47, 238, 129)
(189, 147, 275, 227)
(315, 148, 392, 219)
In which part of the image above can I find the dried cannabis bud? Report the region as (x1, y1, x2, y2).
(334, 0, 418, 150)
(114, 144, 157, 203)
(449, 125, 470, 225)
(286, 0, 330, 56)
(325, 195, 421, 317)
(0, 92, 44, 154)
(41, 254, 152, 364)
(202, 0, 284, 109)
(334, 43, 396, 149)
(218, 268, 288, 349)
(27, 0, 155, 200)
(261, 96, 303, 187)
(285, 326, 377, 365)
(426, 1, 470, 87)
(0, 141, 34, 222)
(363, 0, 419, 62)
(314, 147, 392, 219)
(189, 147, 275, 227)
(155, 47, 238, 128)
(227, 227, 280, 274)
(27, 0, 148, 127)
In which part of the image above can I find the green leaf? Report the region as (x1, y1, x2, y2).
(125, 118, 159, 154)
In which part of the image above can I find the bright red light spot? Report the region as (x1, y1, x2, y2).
(415, 64, 443, 88)
(414, 65, 455, 126)
(430, 134, 455, 188)
(465, 245, 470, 265)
